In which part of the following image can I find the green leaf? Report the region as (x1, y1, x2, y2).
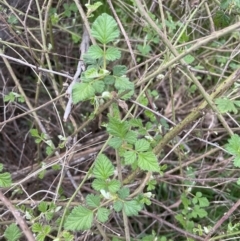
(183, 55, 195, 64)
(30, 129, 39, 137)
(107, 117, 129, 138)
(192, 192, 209, 207)
(118, 187, 130, 199)
(92, 80, 105, 93)
(233, 156, 240, 168)
(91, 13, 120, 44)
(64, 206, 93, 231)
(86, 2, 103, 17)
(124, 151, 137, 165)
(215, 97, 238, 114)
(108, 179, 121, 193)
(97, 207, 110, 223)
(138, 152, 159, 171)
(72, 82, 95, 103)
(62, 231, 74, 241)
(226, 134, 240, 156)
(87, 45, 104, 60)
(115, 76, 134, 91)
(113, 200, 123, 212)
(4, 224, 21, 241)
(198, 196, 210, 207)
(103, 75, 115, 84)
(92, 179, 107, 191)
(46, 146, 54, 156)
(135, 139, 150, 152)
(123, 200, 142, 216)
(213, 10, 231, 28)
(137, 44, 151, 55)
(105, 47, 121, 61)
(191, 205, 208, 218)
(108, 137, 123, 149)
(147, 179, 157, 191)
(86, 194, 101, 208)
(125, 131, 138, 144)
(93, 154, 114, 179)
(113, 65, 127, 76)
(38, 201, 48, 212)
(85, 67, 100, 79)
(0, 172, 12, 187)
(4, 92, 15, 102)
(32, 224, 51, 241)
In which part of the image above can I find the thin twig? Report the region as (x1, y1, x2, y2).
(0, 190, 35, 241)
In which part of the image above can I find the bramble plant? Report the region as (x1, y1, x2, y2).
(3, 0, 240, 240)
(63, 13, 159, 232)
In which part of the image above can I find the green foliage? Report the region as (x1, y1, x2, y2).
(226, 134, 240, 167)
(175, 192, 209, 234)
(30, 129, 54, 156)
(85, 2, 103, 18)
(4, 224, 21, 241)
(64, 206, 93, 231)
(0, 163, 12, 187)
(4, 92, 25, 103)
(215, 97, 240, 114)
(32, 223, 51, 241)
(72, 13, 134, 106)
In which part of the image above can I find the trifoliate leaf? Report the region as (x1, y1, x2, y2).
(92, 179, 107, 191)
(64, 206, 93, 231)
(87, 45, 104, 59)
(91, 13, 120, 44)
(72, 83, 95, 104)
(108, 137, 123, 149)
(107, 117, 129, 138)
(0, 172, 12, 187)
(108, 179, 121, 193)
(124, 151, 137, 165)
(105, 47, 121, 61)
(97, 208, 110, 223)
(118, 187, 130, 199)
(115, 76, 134, 91)
(93, 154, 114, 179)
(138, 152, 159, 171)
(123, 200, 142, 216)
(86, 194, 101, 208)
(4, 224, 21, 241)
(113, 200, 123, 212)
(135, 139, 150, 152)
(113, 65, 127, 76)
